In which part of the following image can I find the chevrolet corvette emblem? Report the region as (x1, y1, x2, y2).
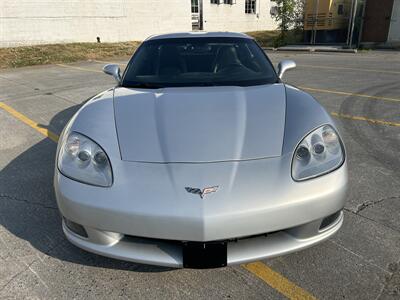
(185, 186, 219, 199)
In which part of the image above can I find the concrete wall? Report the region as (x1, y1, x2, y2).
(388, 0, 400, 43)
(0, 0, 192, 47)
(203, 0, 277, 32)
(0, 0, 277, 47)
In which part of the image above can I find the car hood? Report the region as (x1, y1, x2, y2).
(113, 84, 286, 163)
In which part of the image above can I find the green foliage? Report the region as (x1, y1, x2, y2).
(272, 0, 305, 45)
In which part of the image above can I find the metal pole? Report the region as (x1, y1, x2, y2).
(199, 0, 203, 30)
(346, 0, 355, 45)
(346, 0, 358, 47)
(357, 0, 367, 47)
(312, 0, 320, 45)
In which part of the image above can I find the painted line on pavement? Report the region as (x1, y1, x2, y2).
(243, 262, 317, 300)
(300, 86, 400, 103)
(298, 64, 400, 75)
(56, 63, 400, 104)
(0, 101, 318, 300)
(91, 59, 127, 66)
(3, 102, 399, 299)
(0, 102, 59, 142)
(56, 63, 103, 73)
(331, 112, 400, 127)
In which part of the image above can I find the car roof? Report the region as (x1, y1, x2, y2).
(145, 31, 253, 41)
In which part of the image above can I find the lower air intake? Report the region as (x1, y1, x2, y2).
(320, 211, 341, 231)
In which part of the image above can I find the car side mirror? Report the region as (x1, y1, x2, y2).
(103, 64, 121, 84)
(277, 60, 296, 80)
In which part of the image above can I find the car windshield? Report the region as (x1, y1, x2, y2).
(122, 37, 278, 88)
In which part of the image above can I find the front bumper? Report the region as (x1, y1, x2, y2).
(55, 156, 347, 267)
(63, 210, 343, 268)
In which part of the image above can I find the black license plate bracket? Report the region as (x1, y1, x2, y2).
(182, 241, 227, 269)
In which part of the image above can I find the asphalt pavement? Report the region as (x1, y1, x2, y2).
(0, 50, 399, 299)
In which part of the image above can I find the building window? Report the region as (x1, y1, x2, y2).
(245, 0, 256, 14)
(210, 0, 218, 4)
(192, 0, 199, 13)
(224, 0, 233, 4)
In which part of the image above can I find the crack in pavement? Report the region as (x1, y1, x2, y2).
(329, 240, 391, 275)
(0, 260, 37, 293)
(0, 194, 57, 210)
(0, 231, 67, 294)
(353, 195, 400, 214)
(343, 207, 400, 234)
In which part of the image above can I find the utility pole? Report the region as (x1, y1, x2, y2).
(357, 0, 367, 47)
(311, 0, 320, 45)
(346, 0, 358, 48)
(199, 0, 204, 30)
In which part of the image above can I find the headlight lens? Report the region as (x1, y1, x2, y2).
(58, 132, 113, 187)
(292, 125, 344, 181)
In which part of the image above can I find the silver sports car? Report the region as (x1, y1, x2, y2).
(54, 32, 347, 268)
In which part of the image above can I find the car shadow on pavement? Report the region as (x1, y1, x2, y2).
(0, 102, 173, 273)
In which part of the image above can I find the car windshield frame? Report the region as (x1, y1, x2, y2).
(121, 37, 279, 88)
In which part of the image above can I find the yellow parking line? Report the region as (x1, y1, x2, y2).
(298, 64, 400, 75)
(91, 59, 127, 66)
(55, 63, 400, 105)
(1, 100, 318, 300)
(56, 63, 400, 104)
(243, 262, 317, 300)
(331, 112, 400, 127)
(2, 101, 398, 299)
(56, 63, 103, 73)
(0, 102, 59, 142)
(299, 86, 400, 103)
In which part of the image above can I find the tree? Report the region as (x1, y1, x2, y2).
(272, 0, 305, 46)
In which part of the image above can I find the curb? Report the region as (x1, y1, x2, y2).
(314, 48, 358, 54)
(263, 47, 358, 54)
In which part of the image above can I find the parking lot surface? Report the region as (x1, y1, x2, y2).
(0, 50, 399, 299)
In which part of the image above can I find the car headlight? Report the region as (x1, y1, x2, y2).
(292, 125, 344, 181)
(57, 132, 113, 187)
